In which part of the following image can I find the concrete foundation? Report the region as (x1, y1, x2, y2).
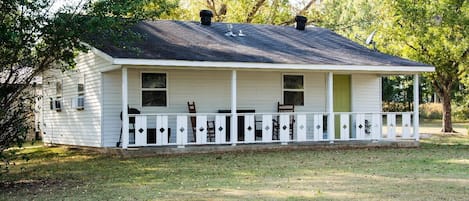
(93, 140, 419, 158)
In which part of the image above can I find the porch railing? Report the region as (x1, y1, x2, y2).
(125, 112, 417, 148)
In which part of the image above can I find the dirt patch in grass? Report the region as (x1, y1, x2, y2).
(1, 178, 82, 195)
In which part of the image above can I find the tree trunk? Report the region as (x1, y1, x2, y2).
(246, 0, 266, 23)
(440, 90, 454, 133)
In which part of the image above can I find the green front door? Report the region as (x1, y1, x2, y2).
(333, 75, 351, 138)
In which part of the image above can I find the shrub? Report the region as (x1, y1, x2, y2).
(419, 103, 443, 119)
(452, 104, 469, 121)
(383, 102, 413, 112)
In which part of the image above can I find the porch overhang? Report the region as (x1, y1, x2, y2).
(91, 47, 435, 74)
(111, 58, 435, 74)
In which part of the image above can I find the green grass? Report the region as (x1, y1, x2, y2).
(1, 122, 469, 201)
(419, 119, 468, 135)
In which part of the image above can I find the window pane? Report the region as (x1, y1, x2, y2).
(283, 75, 303, 89)
(142, 73, 166, 88)
(142, 91, 167, 106)
(56, 82, 62, 96)
(284, 91, 304, 106)
(78, 84, 84, 93)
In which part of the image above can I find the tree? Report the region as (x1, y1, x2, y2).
(382, 0, 469, 132)
(382, 76, 415, 111)
(316, 0, 468, 132)
(0, 0, 178, 172)
(176, 0, 293, 24)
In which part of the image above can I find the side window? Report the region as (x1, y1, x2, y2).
(141, 73, 167, 107)
(77, 75, 85, 96)
(74, 74, 85, 110)
(54, 80, 63, 111)
(283, 75, 304, 106)
(56, 81, 63, 98)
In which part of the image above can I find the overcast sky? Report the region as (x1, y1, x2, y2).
(50, 0, 85, 13)
(50, 0, 319, 14)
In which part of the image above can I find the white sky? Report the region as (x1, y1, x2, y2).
(49, 0, 86, 13)
(50, 0, 321, 14)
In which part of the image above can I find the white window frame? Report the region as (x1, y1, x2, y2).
(282, 73, 305, 106)
(140, 72, 168, 107)
(54, 79, 63, 111)
(77, 73, 85, 96)
(71, 74, 86, 110)
(56, 79, 63, 99)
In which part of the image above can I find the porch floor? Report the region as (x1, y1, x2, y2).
(104, 140, 419, 157)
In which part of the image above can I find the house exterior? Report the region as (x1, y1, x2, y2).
(40, 13, 434, 149)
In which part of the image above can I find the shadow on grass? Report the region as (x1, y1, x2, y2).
(2, 141, 469, 200)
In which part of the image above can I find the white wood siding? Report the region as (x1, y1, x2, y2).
(128, 69, 232, 113)
(122, 69, 327, 113)
(102, 70, 122, 147)
(237, 71, 326, 112)
(351, 74, 381, 112)
(41, 52, 111, 147)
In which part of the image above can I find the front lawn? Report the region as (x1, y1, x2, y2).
(2, 134, 469, 201)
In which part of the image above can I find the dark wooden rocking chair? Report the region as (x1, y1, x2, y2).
(187, 102, 216, 142)
(117, 106, 141, 147)
(272, 102, 295, 140)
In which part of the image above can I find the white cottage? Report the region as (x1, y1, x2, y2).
(40, 13, 434, 149)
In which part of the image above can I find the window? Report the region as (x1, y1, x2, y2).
(54, 80, 63, 111)
(283, 75, 304, 106)
(72, 74, 85, 110)
(141, 73, 167, 106)
(77, 75, 85, 96)
(56, 81, 62, 98)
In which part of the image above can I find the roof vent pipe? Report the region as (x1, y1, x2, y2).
(200, 10, 213, 26)
(295, 15, 307, 30)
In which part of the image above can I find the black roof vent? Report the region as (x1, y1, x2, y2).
(200, 10, 213, 26)
(295, 15, 307, 31)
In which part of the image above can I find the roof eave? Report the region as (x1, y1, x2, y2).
(110, 58, 435, 74)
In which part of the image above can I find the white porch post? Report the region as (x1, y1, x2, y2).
(327, 72, 335, 142)
(231, 70, 238, 146)
(122, 67, 129, 149)
(413, 74, 420, 141)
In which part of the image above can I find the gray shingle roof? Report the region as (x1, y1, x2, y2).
(95, 20, 429, 66)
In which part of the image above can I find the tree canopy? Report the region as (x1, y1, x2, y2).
(311, 0, 468, 132)
(0, 0, 178, 172)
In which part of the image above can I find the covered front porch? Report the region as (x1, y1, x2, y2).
(124, 111, 418, 148)
(119, 67, 421, 149)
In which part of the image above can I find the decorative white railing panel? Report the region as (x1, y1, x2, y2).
(296, 114, 307, 142)
(196, 116, 207, 144)
(176, 116, 187, 147)
(262, 115, 273, 143)
(340, 114, 350, 140)
(387, 114, 396, 140)
(156, 116, 168, 145)
(313, 114, 323, 141)
(371, 114, 381, 140)
(244, 115, 255, 143)
(215, 115, 226, 144)
(279, 114, 289, 143)
(134, 115, 147, 146)
(355, 114, 366, 140)
(402, 113, 411, 139)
